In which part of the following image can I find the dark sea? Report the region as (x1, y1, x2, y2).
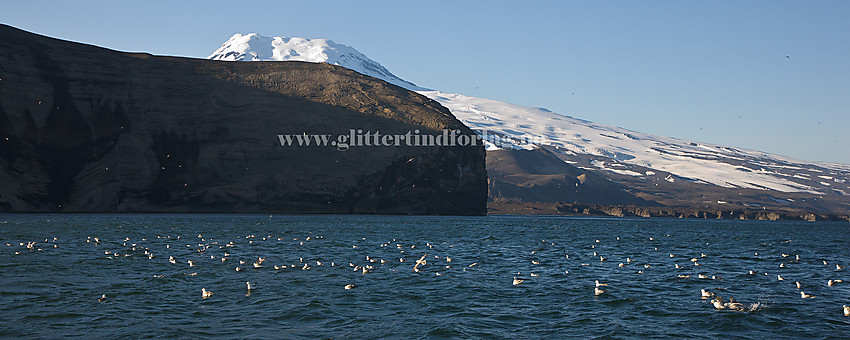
(1, 214, 849, 339)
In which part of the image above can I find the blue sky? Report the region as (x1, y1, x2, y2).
(2, 0, 848, 163)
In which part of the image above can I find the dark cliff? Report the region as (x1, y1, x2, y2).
(0, 25, 487, 215)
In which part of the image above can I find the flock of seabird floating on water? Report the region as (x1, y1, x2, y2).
(5, 231, 850, 317)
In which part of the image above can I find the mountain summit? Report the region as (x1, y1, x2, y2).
(208, 33, 427, 91)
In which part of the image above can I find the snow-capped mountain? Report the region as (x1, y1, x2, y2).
(208, 33, 850, 213)
(208, 33, 427, 91)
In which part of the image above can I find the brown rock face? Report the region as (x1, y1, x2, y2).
(486, 148, 652, 206)
(0, 25, 487, 214)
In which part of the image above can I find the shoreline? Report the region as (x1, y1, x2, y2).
(488, 201, 850, 222)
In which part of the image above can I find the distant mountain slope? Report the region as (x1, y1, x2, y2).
(424, 91, 850, 214)
(421, 91, 850, 196)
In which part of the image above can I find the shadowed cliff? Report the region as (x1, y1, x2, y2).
(0, 24, 487, 215)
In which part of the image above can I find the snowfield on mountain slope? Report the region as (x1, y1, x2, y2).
(418, 91, 848, 194)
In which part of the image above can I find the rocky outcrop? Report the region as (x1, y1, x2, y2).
(0, 24, 487, 214)
(487, 148, 653, 206)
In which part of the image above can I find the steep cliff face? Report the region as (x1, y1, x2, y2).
(0, 25, 487, 215)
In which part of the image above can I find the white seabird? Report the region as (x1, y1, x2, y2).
(413, 253, 428, 272)
(711, 298, 725, 309)
(725, 301, 746, 311)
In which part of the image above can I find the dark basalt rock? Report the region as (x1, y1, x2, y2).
(0, 24, 487, 215)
